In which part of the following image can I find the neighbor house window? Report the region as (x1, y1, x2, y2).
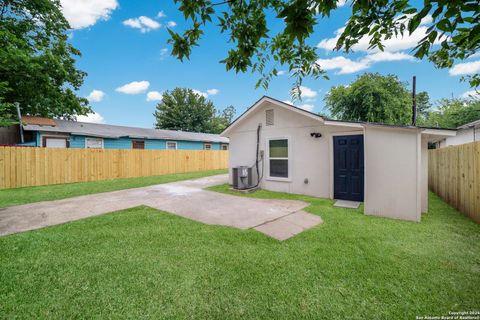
(43, 136, 69, 148)
(221, 144, 229, 150)
(166, 141, 177, 150)
(85, 138, 104, 149)
(132, 140, 145, 149)
(268, 138, 289, 179)
(204, 143, 212, 150)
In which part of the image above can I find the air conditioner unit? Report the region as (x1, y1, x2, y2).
(232, 166, 254, 190)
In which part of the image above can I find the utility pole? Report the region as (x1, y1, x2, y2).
(412, 76, 417, 126)
(15, 102, 24, 143)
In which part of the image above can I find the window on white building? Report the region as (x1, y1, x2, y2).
(267, 138, 289, 179)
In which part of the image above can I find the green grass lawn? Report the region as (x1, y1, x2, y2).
(0, 169, 226, 208)
(0, 185, 479, 319)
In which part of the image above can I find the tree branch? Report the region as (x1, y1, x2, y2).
(212, 0, 235, 6)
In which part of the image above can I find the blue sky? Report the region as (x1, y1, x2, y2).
(61, 0, 480, 127)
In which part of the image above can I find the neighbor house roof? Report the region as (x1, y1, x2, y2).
(22, 115, 57, 126)
(457, 119, 480, 130)
(221, 96, 456, 138)
(23, 118, 229, 143)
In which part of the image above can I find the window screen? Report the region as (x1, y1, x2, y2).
(132, 140, 145, 149)
(86, 138, 103, 149)
(166, 141, 177, 150)
(204, 143, 212, 150)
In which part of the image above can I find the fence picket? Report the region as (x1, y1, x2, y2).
(429, 141, 480, 223)
(0, 147, 228, 189)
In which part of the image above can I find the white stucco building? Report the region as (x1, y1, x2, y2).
(435, 119, 479, 148)
(221, 96, 456, 222)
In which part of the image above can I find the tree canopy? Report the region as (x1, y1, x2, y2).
(324, 73, 429, 125)
(420, 98, 480, 128)
(0, 82, 16, 127)
(154, 88, 236, 134)
(169, 0, 480, 96)
(0, 0, 90, 125)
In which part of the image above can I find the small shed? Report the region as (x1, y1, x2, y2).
(221, 96, 456, 222)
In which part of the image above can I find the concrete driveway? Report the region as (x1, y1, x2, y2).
(0, 174, 322, 240)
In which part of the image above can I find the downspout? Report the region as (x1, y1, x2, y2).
(15, 102, 24, 144)
(253, 123, 264, 188)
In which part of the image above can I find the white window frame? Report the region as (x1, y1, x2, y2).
(85, 137, 104, 149)
(166, 141, 178, 150)
(221, 144, 229, 150)
(266, 137, 291, 181)
(204, 143, 212, 150)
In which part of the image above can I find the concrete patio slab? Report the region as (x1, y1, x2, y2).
(254, 211, 323, 241)
(333, 200, 361, 209)
(0, 174, 322, 240)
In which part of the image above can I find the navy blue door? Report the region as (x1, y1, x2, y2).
(333, 135, 364, 201)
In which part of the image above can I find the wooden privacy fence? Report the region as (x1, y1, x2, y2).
(0, 147, 229, 189)
(428, 141, 480, 223)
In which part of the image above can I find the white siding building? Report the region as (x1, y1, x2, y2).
(435, 119, 479, 148)
(222, 96, 456, 222)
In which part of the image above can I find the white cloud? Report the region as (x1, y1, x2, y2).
(317, 56, 369, 74)
(337, 0, 348, 7)
(317, 51, 414, 74)
(363, 51, 414, 63)
(317, 15, 438, 54)
(86, 89, 105, 102)
(298, 103, 315, 112)
(460, 90, 480, 99)
(123, 16, 161, 33)
(60, 0, 118, 29)
(77, 112, 105, 124)
(146, 91, 163, 101)
(277, 70, 287, 75)
(157, 11, 166, 18)
(193, 89, 219, 98)
(282, 100, 315, 112)
(206, 89, 220, 96)
(160, 48, 169, 60)
(116, 81, 150, 94)
(468, 52, 480, 59)
(449, 60, 480, 76)
(166, 21, 177, 28)
(192, 89, 208, 98)
(299, 86, 318, 99)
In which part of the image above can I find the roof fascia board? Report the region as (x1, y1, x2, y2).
(421, 129, 457, 137)
(323, 120, 364, 129)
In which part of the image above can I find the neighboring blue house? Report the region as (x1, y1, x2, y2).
(18, 116, 229, 150)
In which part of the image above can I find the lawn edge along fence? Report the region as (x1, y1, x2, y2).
(0, 147, 229, 189)
(428, 141, 480, 223)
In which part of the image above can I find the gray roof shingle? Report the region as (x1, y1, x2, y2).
(23, 119, 229, 143)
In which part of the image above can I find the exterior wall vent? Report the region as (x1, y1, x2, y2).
(266, 109, 274, 126)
